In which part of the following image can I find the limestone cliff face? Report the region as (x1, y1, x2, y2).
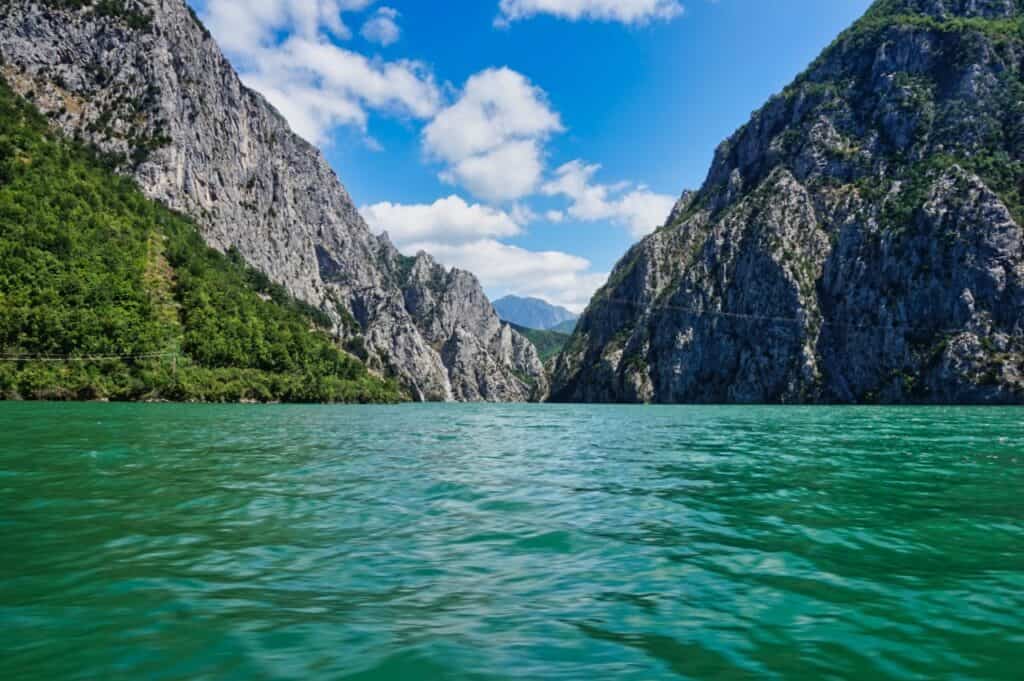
(552, 0, 1024, 404)
(0, 0, 545, 402)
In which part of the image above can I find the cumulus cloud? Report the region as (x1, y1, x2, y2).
(496, 0, 684, 26)
(197, 0, 439, 144)
(361, 195, 523, 247)
(198, 0, 372, 51)
(361, 7, 401, 46)
(361, 194, 606, 310)
(509, 203, 539, 225)
(438, 139, 548, 202)
(404, 239, 607, 313)
(543, 160, 676, 237)
(423, 68, 563, 202)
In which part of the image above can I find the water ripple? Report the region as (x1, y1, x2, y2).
(1, 403, 1022, 680)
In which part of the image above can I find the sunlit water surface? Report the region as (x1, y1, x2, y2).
(1, 404, 1022, 680)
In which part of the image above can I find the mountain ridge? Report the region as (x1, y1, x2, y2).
(551, 0, 1024, 405)
(0, 76, 403, 403)
(0, 0, 547, 402)
(493, 295, 579, 331)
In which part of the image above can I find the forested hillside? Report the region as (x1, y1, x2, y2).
(0, 0, 546, 402)
(0, 78, 403, 403)
(508, 324, 570, 363)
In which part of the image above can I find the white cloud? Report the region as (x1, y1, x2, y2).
(361, 195, 523, 246)
(360, 193, 605, 308)
(199, 0, 372, 53)
(496, 0, 684, 26)
(545, 210, 566, 222)
(510, 203, 539, 225)
(197, 1, 440, 144)
(439, 139, 548, 202)
(361, 7, 401, 46)
(543, 160, 675, 237)
(404, 239, 606, 313)
(423, 68, 563, 202)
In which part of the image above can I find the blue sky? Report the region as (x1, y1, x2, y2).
(190, 0, 874, 311)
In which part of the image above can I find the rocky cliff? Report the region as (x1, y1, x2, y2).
(552, 0, 1024, 404)
(0, 0, 546, 402)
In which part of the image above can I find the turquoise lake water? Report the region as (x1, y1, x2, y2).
(1, 403, 1022, 680)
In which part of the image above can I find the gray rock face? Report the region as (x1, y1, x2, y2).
(0, 0, 545, 402)
(552, 0, 1024, 404)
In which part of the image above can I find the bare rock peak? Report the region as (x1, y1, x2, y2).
(1, 0, 546, 402)
(552, 0, 1024, 405)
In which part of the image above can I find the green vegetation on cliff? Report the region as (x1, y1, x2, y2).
(0, 78, 404, 403)
(550, 319, 577, 335)
(35, 0, 155, 31)
(509, 323, 569, 363)
(551, 0, 1024, 405)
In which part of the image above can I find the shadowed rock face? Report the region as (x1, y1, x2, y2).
(551, 0, 1024, 404)
(0, 0, 546, 402)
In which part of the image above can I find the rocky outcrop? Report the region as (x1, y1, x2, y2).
(0, 0, 545, 402)
(551, 0, 1024, 404)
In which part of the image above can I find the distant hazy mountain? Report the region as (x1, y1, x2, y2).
(493, 296, 578, 331)
(550, 319, 578, 334)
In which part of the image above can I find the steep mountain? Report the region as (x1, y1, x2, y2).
(493, 295, 578, 331)
(0, 0, 545, 402)
(0, 78, 401, 403)
(552, 0, 1024, 405)
(508, 324, 570, 363)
